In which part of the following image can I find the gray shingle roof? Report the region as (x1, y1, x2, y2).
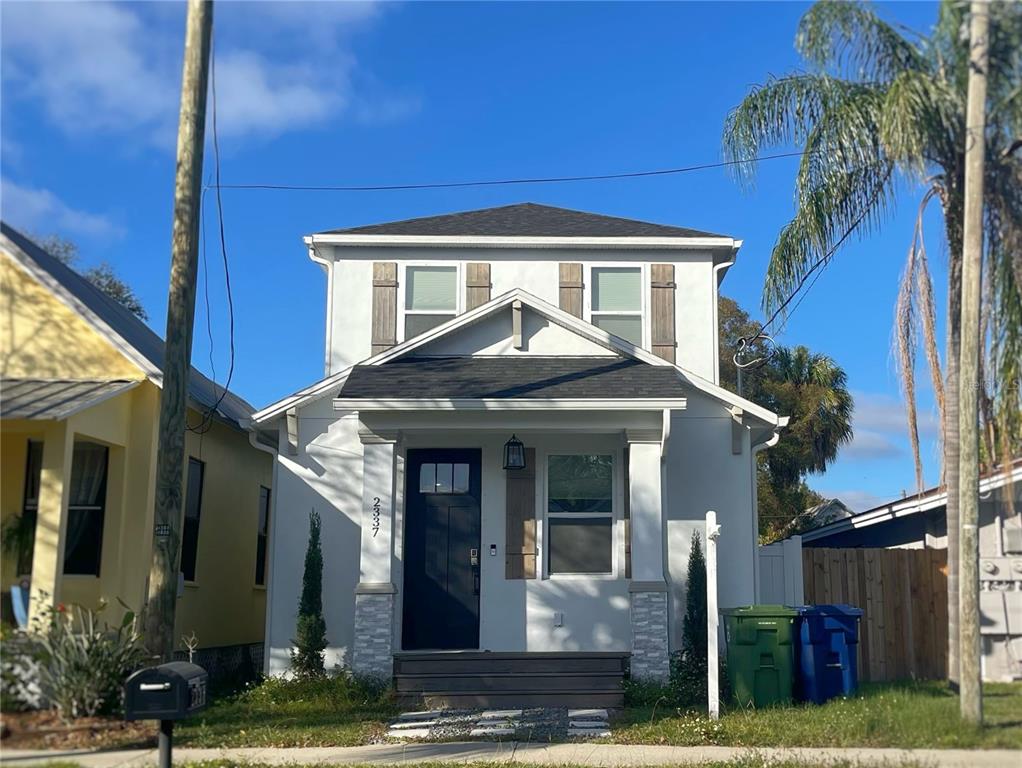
(0, 222, 254, 429)
(338, 356, 688, 400)
(1, 378, 138, 420)
(320, 203, 729, 239)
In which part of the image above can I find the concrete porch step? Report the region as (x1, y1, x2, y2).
(393, 651, 628, 709)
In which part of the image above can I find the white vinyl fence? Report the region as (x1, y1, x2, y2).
(758, 535, 804, 605)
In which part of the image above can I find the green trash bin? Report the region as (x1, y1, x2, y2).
(722, 605, 799, 707)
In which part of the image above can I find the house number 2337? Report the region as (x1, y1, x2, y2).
(371, 497, 381, 537)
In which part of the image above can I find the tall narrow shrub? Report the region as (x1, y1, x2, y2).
(674, 533, 707, 705)
(291, 510, 327, 677)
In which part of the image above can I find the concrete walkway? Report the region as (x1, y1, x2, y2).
(1, 742, 1020, 768)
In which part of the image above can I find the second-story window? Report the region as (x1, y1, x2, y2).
(590, 267, 643, 345)
(405, 265, 457, 339)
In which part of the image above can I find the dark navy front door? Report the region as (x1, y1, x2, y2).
(402, 449, 482, 650)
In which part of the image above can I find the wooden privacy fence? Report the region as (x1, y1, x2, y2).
(802, 547, 948, 682)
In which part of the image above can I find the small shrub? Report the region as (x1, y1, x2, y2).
(291, 510, 327, 677)
(675, 532, 708, 706)
(1, 625, 44, 712)
(27, 600, 147, 721)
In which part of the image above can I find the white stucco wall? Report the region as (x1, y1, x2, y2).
(323, 246, 720, 378)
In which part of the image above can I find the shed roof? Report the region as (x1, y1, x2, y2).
(1, 378, 139, 420)
(338, 355, 689, 400)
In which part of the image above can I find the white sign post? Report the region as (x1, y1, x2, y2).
(706, 510, 722, 720)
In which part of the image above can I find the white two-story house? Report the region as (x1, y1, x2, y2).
(250, 203, 785, 705)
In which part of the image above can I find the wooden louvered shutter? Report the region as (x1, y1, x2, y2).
(466, 263, 491, 309)
(505, 448, 537, 579)
(371, 262, 398, 355)
(650, 263, 677, 363)
(559, 263, 583, 318)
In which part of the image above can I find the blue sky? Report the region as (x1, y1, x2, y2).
(2, 1, 949, 511)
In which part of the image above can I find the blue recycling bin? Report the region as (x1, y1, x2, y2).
(795, 604, 863, 704)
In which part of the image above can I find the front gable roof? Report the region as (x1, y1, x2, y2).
(251, 288, 782, 427)
(318, 203, 730, 240)
(1, 222, 255, 429)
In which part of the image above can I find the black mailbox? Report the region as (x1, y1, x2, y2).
(124, 662, 208, 721)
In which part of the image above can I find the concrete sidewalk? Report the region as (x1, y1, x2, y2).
(1, 742, 1020, 768)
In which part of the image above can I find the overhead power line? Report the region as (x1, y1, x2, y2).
(204, 150, 808, 193)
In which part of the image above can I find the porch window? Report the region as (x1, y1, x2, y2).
(180, 457, 205, 582)
(546, 454, 614, 575)
(591, 267, 643, 345)
(63, 441, 109, 576)
(405, 266, 457, 339)
(255, 486, 271, 586)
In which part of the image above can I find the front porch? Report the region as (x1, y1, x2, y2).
(347, 404, 678, 695)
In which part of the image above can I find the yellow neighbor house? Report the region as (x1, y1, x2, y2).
(1, 222, 274, 673)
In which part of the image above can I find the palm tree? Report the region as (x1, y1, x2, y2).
(723, 0, 1021, 682)
(757, 345, 855, 487)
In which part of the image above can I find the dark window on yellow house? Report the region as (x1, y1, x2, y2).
(181, 458, 205, 582)
(255, 486, 270, 586)
(63, 442, 109, 576)
(16, 441, 44, 576)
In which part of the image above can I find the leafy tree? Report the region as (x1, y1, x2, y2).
(719, 296, 850, 540)
(31, 234, 148, 321)
(723, 0, 1022, 676)
(291, 510, 327, 677)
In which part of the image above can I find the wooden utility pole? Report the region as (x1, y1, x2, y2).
(143, 0, 213, 661)
(958, 0, 988, 725)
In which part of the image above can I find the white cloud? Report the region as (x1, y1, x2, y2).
(852, 390, 940, 438)
(1, 178, 122, 239)
(843, 428, 902, 460)
(1, 1, 413, 146)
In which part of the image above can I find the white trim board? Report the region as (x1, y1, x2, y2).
(307, 234, 739, 250)
(332, 397, 688, 412)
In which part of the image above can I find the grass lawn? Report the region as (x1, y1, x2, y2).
(612, 680, 1022, 749)
(174, 676, 400, 748)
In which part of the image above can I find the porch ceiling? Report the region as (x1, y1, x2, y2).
(337, 355, 688, 401)
(0, 378, 138, 420)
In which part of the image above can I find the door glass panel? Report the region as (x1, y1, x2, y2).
(419, 463, 436, 494)
(453, 463, 469, 493)
(435, 463, 453, 493)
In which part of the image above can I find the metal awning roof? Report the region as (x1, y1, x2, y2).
(1, 378, 139, 420)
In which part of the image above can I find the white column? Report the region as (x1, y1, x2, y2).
(352, 427, 399, 679)
(627, 430, 669, 681)
(706, 510, 721, 719)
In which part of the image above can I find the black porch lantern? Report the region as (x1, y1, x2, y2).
(503, 434, 527, 471)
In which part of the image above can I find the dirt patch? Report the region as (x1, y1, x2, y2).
(0, 710, 157, 751)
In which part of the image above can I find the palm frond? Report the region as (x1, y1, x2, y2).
(763, 163, 895, 312)
(796, 0, 924, 81)
(880, 69, 962, 173)
(723, 74, 873, 185)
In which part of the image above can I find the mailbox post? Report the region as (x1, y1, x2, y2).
(125, 662, 208, 768)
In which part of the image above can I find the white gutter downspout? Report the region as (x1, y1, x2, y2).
(711, 242, 741, 386)
(750, 416, 788, 601)
(306, 240, 334, 377)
